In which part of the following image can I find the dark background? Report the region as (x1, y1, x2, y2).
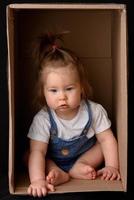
(0, 0, 133, 200)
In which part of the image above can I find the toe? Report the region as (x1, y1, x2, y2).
(92, 171, 96, 179)
(46, 172, 54, 184)
(86, 166, 96, 179)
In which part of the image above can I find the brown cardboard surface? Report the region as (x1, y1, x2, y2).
(13, 173, 123, 194)
(7, 3, 127, 194)
(111, 9, 128, 190)
(7, 6, 15, 194)
(8, 3, 125, 10)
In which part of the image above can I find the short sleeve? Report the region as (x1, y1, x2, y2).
(92, 104, 111, 134)
(27, 110, 50, 143)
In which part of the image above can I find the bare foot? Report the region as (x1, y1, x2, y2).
(69, 161, 96, 180)
(46, 168, 70, 186)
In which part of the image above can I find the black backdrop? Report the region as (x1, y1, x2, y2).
(0, 0, 134, 200)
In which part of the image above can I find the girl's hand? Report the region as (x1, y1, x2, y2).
(97, 166, 121, 180)
(27, 179, 55, 197)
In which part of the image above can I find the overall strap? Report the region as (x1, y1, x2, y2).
(80, 100, 92, 136)
(47, 107, 58, 136)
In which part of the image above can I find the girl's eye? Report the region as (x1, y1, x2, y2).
(49, 89, 57, 93)
(66, 87, 74, 91)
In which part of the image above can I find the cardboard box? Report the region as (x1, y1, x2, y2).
(7, 3, 128, 194)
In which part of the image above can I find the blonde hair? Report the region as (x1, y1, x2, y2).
(32, 32, 92, 109)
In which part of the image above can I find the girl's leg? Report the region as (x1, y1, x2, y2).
(69, 142, 103, 180)
(46, 159, 70, 186)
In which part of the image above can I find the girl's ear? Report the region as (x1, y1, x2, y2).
(81, 87, 85, 99)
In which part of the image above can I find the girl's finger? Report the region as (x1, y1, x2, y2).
(42, 187, 47, 196)
(47, 183, 55, 192)
(109, 173, 117, 180)
(101, 172, 107, 180)
(27, 186, 32, 195)
(117, 173, 121, 180)
(32, 188, 37, 197)
(37, 188, 42, 197)
(105, 172, 112, 180)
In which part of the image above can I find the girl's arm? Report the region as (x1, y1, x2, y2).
(28, 139, 54, 196)
(28, 139, 47, 182)
(96, 128, 120, 180)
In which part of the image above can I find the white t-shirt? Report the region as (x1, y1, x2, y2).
(27, 100, 111, 143)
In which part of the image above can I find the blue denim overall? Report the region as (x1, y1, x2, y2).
(47, 101, 96, 172)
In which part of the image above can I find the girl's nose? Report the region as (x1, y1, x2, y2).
(59, 91, 67, 100)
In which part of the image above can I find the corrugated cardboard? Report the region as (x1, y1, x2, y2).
(6, 3, 127, 194)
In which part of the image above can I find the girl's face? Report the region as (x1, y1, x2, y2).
(43, 65, 82, 119)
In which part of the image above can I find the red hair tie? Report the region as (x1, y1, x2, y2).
(52, 44, 59, 51)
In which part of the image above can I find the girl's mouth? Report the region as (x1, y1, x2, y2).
(58, 104, 68, 109)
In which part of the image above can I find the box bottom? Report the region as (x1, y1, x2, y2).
(12, 173, 123, 194)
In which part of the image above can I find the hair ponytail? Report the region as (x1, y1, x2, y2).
(32, 31, 70, 69)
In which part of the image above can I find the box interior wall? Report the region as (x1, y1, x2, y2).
(7, 4, 127, 194)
